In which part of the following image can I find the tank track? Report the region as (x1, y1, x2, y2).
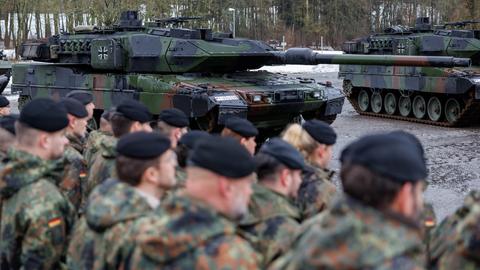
(347, 89, 480, 127)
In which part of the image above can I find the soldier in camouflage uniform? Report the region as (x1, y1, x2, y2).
(84, 108, 114, 168)
(221, 116, 258, 155)
(86, 99, 152, 199)
(67, 90, 96, 132)
(155, 108, 189, 149)
(59, 98, 89, 211)
(282, 120, 337, 220)
(271, 131, 428, 270)
(175, 130, 210, 188)
(240, 138, 305, 266)
(0, 98, 76, 269)
(126, 136, 261, 269)
(67, 131, 176, 270)
(0, 96, 10, 116)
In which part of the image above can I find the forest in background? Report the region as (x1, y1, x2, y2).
(0, 0, 479, 53)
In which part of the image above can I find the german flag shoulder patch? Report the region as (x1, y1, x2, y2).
(48, 217, 62, 228)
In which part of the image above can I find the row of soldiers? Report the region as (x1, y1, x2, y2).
(0, 91, 478, 269)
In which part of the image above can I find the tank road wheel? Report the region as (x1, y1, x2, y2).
(371, 93, 383, 114)
(384, 93, 397, 115)
(412, 96, 427, 119)
(399, 96, 412, 117)
(357, 90, 370, 112)
(445, 98, 461, 124)
(427, 96, 442, 122)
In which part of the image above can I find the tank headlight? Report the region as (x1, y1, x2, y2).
(313, 92, 321, 98)
(253, 95, 262, 102)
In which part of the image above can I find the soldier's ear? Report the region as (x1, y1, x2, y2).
(218, 176, 233, 199)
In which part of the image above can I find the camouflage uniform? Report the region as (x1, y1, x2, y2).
(297, 162, 337, 220)
(67, 178, 155, 270)
(175, 166, 187, 188)
(85, 136, 117, 200)
(60, 133, 87, 211)
(84, 130, 113, 168)
(126, 195, 261, 269)
(430, 190, 480, 269)
(271, 197, 425, 270)
(0, 148, 76, 269)
(240, 183, 301, 265)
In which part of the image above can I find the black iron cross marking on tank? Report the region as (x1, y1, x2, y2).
(98, 46, 109, 60)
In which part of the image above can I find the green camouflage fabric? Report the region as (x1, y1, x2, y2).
(0, 148, 76, 269)
(271, 197, 425, 270)
(60, 133, 87, 211)
(126, 194, 261, 269)
(297, 163, 337, 220)
(175, 166, 187, 188)
(430, 190, 480, 269)
(239, 183, 301, 266)
(85, 136, 117, 200)
(84, 130, 113, 169)
(67, 178, 154, 270)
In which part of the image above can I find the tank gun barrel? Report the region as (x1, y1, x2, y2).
(272, 48, 471, 68)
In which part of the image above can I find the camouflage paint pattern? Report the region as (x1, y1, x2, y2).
(125, 194, 261, 269)
(0, 148, 76, 269)
(239, 183, 301, 266)
(270, 197, 425, 270)
(67, 179, 154, 270)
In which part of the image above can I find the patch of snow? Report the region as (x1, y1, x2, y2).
(2, 49, 16, 60)
(256, 50, 343, 74)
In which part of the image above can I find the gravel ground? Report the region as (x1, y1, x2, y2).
(6, 71, 480, 221)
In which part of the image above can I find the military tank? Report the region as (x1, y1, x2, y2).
(340, 17, 480, 126)
(12, 11, 470, 136)
(0, 50, 12, 94)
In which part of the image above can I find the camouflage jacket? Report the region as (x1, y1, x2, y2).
(432, 190, 480, 270)
(67, 179, 154, 270)
(60, 133, 87, 211)
(240, 183, 301, 265)
(271, 197, 426, 270)
(126, 195, 261, 269)
(84, 130, 112, 168)
(85, 136, 117, 200)
(0, 149, 76, 269)
(297, 163, 337, 220)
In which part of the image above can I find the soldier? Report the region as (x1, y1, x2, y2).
(86, 99, 152, 198)
(58, 98, 89, 212)
(67, 90, 96, 132)
(240, 138, 305, 266)
(221, 116, 258, 155)
(126, 136, 261, 269)
(0, 114, 17, 157)
(271, 131, 428, 269)
(0, 98, 76, 269)
(175, 130, 210, 187)
(156, 108, 189, 148)
(0, 95, 10, 116)
(84, 108, 115, 168)
(68, 131, 176, 270)
(0, 114, 18, 135)
(282, 120, 337, 219)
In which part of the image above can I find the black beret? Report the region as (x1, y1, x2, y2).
(66, 90, 94, 105)
(189, 136, 255, 178)
(0, 114, 18, 135)
(60, 98, 88, 118)
(259, 138, 305, 170)
(0, 96, 9, 107)
(340, 132, 427, 183)
(117, 100, 152, 123)
(116, 131, 171, 159)
(224, 116, 258, 138)
(19, 98, 69, 132)
(302, 120, 337, 145)
(159, 108, 189, 128)
(178, 130, 211, 149)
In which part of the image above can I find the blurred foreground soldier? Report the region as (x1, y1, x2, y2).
(156, 108, 189, 148)
(68, 132, 175, 270)
(272, 131, 428, 270)
(0, 114, 18, 135)
(67, 90, 96, 132)
(0, 98, 75, 269)
(175, 130, 210, 187)
(0, 95, 10, 116)
(221, 116, 258, 155)
(84, 108, 115, 167)
(59, 98, 89, 211)
(0, 114, 17, 157)
(86, 99, 152, 198)
(240, 138, 305, 266)
(282, 120, 337, 219)
(127, 136, 261, 269)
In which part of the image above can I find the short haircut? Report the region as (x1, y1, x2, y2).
(221, 127, 244, 141)
(155, 120, 176, 137)
(254, 152, 287, 182)
(0, 128, 15, 153)
(115, 155, 160, 186)
(340, 163, 404, 209)
(14, 121, 41, 147)
(110, 113, 134, 137)
(175, 143, 189, 168)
